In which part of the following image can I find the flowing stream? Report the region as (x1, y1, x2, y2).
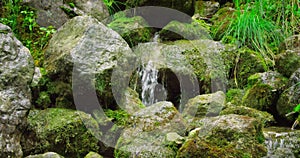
(263, 127, 300, 158)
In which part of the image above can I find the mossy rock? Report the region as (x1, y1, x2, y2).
(275, 49, 300, 78)
(277, 68, 300, 122)
(25, 152, 64, 158)
(211, 7, 235, 41)
(114, 101, 186, 158)
(21, 108, 101, 158)
(177, 114, 267, 158)
(220, 104, 275, 127)
(242, 71, 287, 112)
(84, 151, 103, 158)
(107, 14, 152, 47)
(222, 47, 270, 89)
(194, 1, 220, 18)
(159, 20, 211, 41)
(225, 88, 245, 105)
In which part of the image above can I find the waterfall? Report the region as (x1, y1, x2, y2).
(139, 33, 167, 106)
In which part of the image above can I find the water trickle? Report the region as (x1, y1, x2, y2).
(139, 33, 167, 106)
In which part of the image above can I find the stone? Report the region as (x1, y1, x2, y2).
(114, 101, 186, 158)
(277, 68, 300, 122)
(84, 151, 103, 158)
(0, 23, 34, 157)
(177, 114, 267, 158)
(159, 20, 211, 41)
(195, 1, 220, 18)
(21, 108, 101, 157)
(44, 15, 132, 109)
(242, 71, 287, 112)
(275, 35, 300, 78)
(22, 0, 109, 28)
(107, 13, 152, 47)
(220, 103, 275, 127)
(25, 152, 64, 158)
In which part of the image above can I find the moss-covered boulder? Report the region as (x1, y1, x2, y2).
(21, 108, 101, 158)
(225, 88, 245, 105)
(126, 0, 194, 16)
(159, 20, 211, 41)
(43, 16, 132, 109)
(177, 114, 267, 158)
(107, 13, 152, 47)
(114, 101, 186, 158)
(194, 1, 220, 18)
(183, 91, 226, 120)
(275, 35, 300, 78)
(25, 152, 64, 158)
(242, 71, 287, 112)
(220, 104, 275, 127)
(84, 151, 103, 158)
(277, 68, 300, 122)
(170, 40, 228, 93)
(211, 6, 235, 40)
(120, 87, 145, 114)
(222, 47, 271, 89)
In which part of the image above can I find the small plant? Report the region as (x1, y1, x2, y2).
(286, 104, 300, 130)
(102, 0, 124, 15)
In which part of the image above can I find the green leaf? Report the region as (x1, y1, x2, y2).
(293, 104, 300, 112)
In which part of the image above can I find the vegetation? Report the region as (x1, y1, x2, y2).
(218, 0, 299, 67)
(0, 0, 56, 67)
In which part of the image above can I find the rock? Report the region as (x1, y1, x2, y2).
(107, 13, 152, 47)
(195, 1, 220, 18)
(22, 0, 109, 28)
(170, 40, 228, 94)
(242, 71, 287, 112)
(21, 108, 101, 157)
(84, 151, 103, 158)
(263, 127, 300, 158)
(275, 35, 300, 78)
(220, 104, 275, 127)
(183, 91, 226, 119)
(159, 20, 211, 41)
(222, 47, 270, 88)
(25, 152, 64, 158)
(114, 101, 186, 158)
(31, 67, 43, 87)
(120, 87, 145, 114)
(277, 68, 300, 122)
(44, 16, 132, 109)
(126, 0, 194, 16)
(177, 114, 267, 158)
(0, 23, 34, 157)
(226, 88, 245, 105)
(211, 7, 235, 40)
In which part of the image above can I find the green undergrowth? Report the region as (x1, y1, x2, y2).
(0, 0, 56, 67)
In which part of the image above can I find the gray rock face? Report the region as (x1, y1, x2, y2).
(115, 101, 186, 158)
(0, 23, 34, 157)
(22, 0, 109, 28)
(277, 68, 300, 121)
(44, 15, 132, 109)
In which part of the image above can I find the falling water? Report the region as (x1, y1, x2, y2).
(139, 33, 167, 106)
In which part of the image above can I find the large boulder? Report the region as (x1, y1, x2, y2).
(242, 71, 287, 112)
(43, 16, 132, 109)
(275, 34, 300, 78)
(107, 13, 153, 47)
(22, 0, 109, 28)
(220, 104, 275, 127)
(177, 114, 267, 158)
(114, 101, 186, 158)
(21, 108, 101, 157)
(277, 68, 300, 122)
(159, 20, 211, 41)
(0, 23, 34, 157)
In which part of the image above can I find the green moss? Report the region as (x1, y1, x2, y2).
(25, 108, 101, 157)
(226, 89, 245, 105)
(104, 109, 130, 126)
